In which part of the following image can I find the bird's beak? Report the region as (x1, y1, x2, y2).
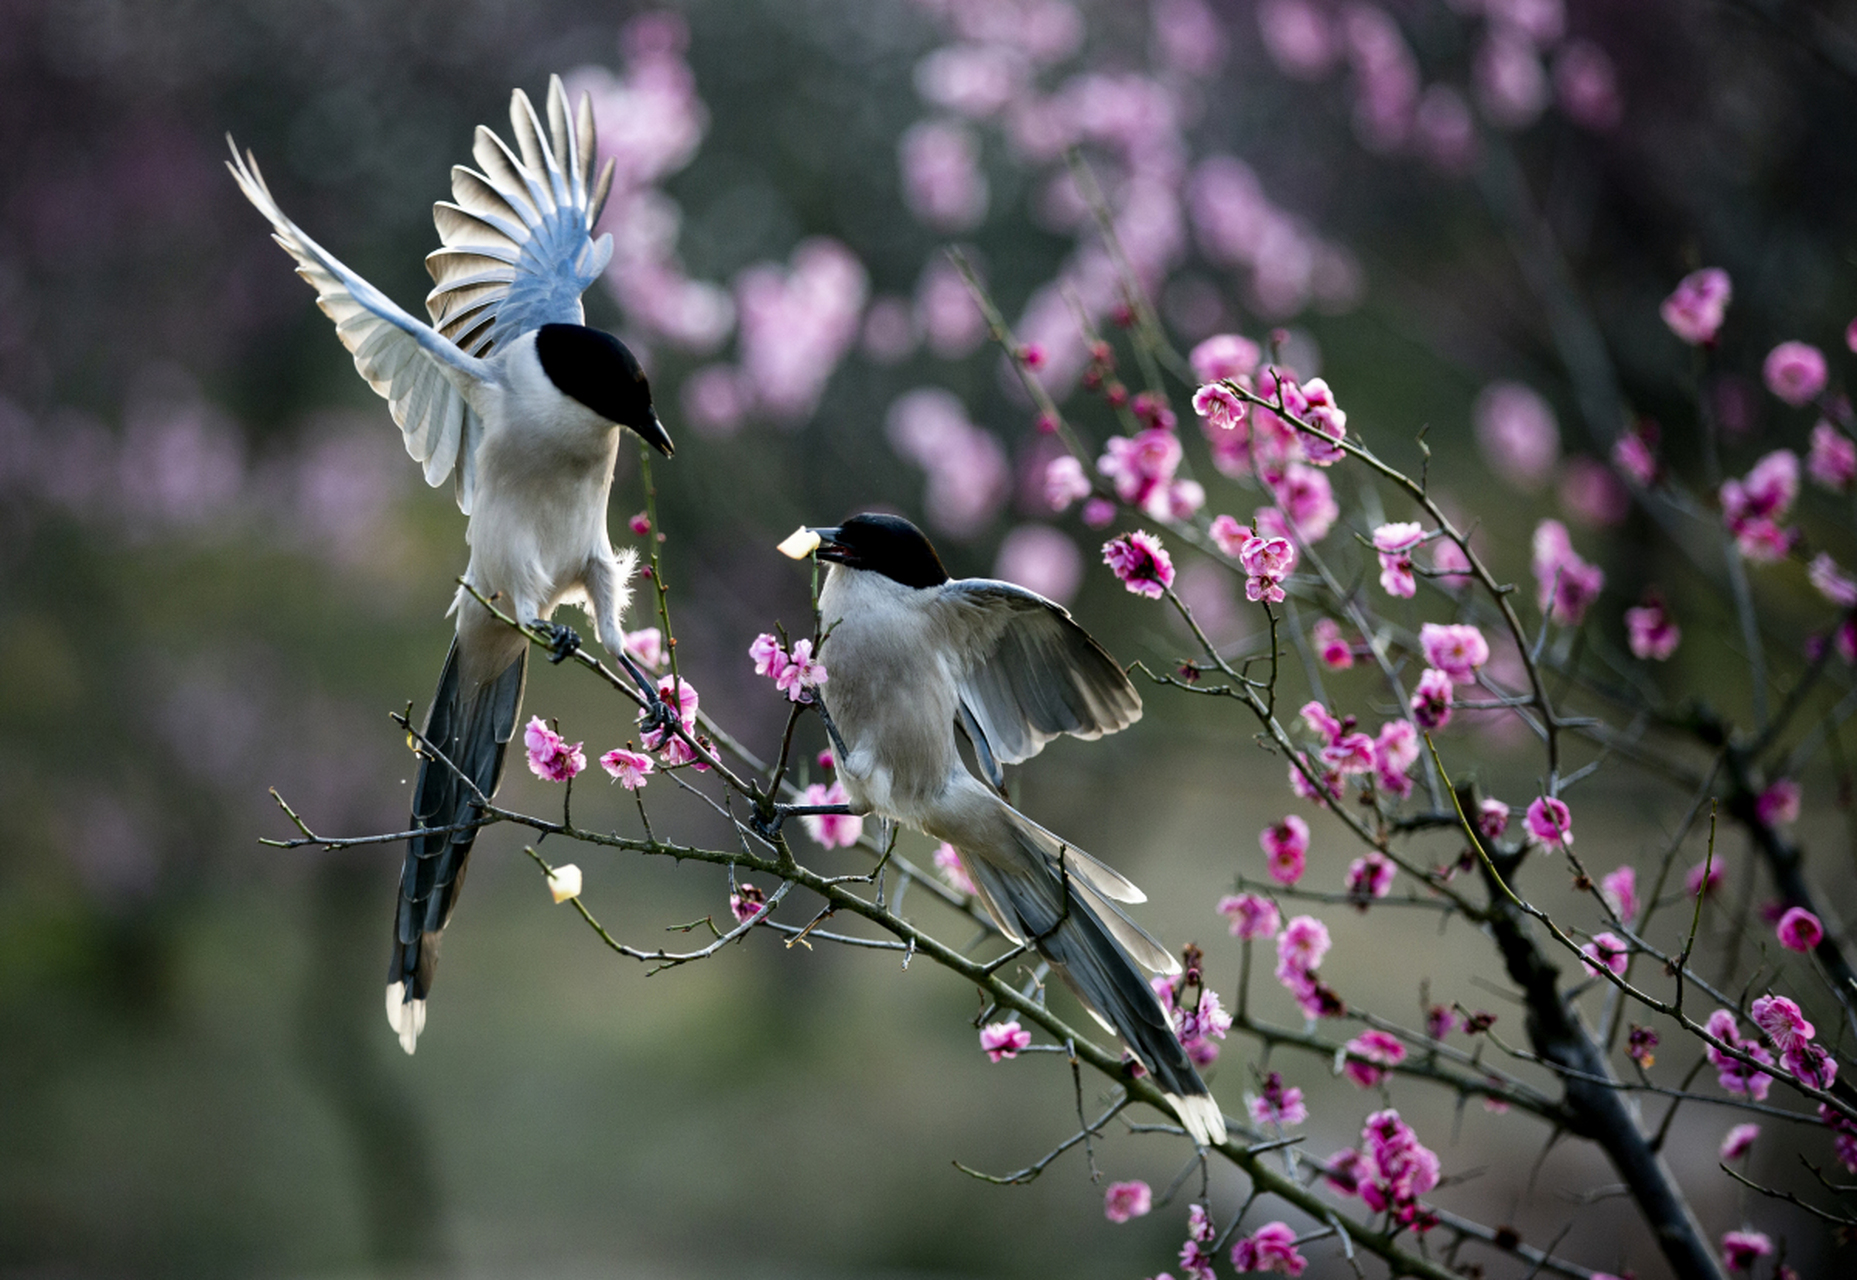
(634, 409, 675, 458)
(810, 526, 850, 565)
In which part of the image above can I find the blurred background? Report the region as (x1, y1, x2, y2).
(2, 0, 1856, 1276)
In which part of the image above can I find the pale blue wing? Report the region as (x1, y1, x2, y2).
(934, 579, 1144, 768)
(226, 141, 493, 511)
(424, 75, 617, 358)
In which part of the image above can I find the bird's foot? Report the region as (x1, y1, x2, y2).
(533, 620, 581, 664)
(749, 802, 855, 842)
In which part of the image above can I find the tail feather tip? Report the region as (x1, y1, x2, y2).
(385, 982, 427, 1055)
(1168, 1092, 1226, 1147)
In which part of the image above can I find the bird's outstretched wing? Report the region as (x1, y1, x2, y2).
(226, 142, 494, 510)
(934, 579, 1144, 773)
(423, 75, 617, 360)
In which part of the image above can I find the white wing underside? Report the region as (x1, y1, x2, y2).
(227, 75, 615, 514)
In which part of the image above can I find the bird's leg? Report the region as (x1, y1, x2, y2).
(749, 801, 857, 841)
(614, 648, 679, 737)
(812, 697, 851, 761)
(531, 618, 582, 665)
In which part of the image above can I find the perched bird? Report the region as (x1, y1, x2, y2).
(797, 513, 1225, 1145)
(229, 77, 675, 1053)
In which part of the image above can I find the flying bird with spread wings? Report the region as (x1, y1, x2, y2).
(229, 76, 675, 1053)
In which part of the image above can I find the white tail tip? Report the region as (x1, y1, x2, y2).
(386, 982, 427, 1055)
(1169, 1092, 1227, 1147)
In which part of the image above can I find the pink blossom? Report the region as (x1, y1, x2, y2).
(1661, 267, 1732, 345)
(623, 627, 666, 670)
(524, 716, 586, 782)
(1474, 30, 1549, 129)
(933, 842, 976, 895)
(1322, 731, 1377, 775)
(1230, 1221, 1307, 1275)
(1581, 931, 1628, 978)
(994, 524, 1084, 605)
(1345, 852, 1395, 905)
(1261, 815, 1311, 885)
(1776, 906, 1824, 953)
(1288, 752, 1340, 810)
(1720, 1230, 1772, 1271)
(1220, 892, 1282, 940)
(1098, 429, 1183, 514)
(1688, 861, 1725, 898)
(1343, 1029, 1407, 1087)
(1612, 425, 1660, 487)
(1247, 1072, 1307, 1127)
(735, 238, 868, 421)
(750, 633, 784, 677)
(1750, 993, 1814, 1054)
(1166, 986, 1232, 1064)
(599, 747, 655, 790)
(1478, 798, 1510, 840)
(1720, 1123, 1760, 1162)
(1192, 382, 1248, 431)
(1277, 914, 1332, 972)
(915, 255, 985, 358)
(1103, 1179, 1152, 1223)
(1420, 623, 1489, 684)
(1101, 528, 1177, 600)
(1300, 700, 1343, 744)
(1426, 1005, 1458, 1040)
(1081, 496, 1116, 528)
(1755, 778, 1801, 827)
(1410, 667, 1454, 730)
(1626, 599, 1681, 660)
(1313, 617, 1355, 668)
(799, 780, 862, 849)
(1560, 457, 1630, 527)
(1044, 455, 1093, 511)
(1705, 1009, 1775, 1100)
(1525, 796, 1573, 849)
(898, 119, 987, 231)
(1357, 1108, 1441, 1227)
(1278, 376, 1347, 464)
(1809, 422, 1857, 491)
(1179, 1240, 1216, 1280)
(1240, 533, 1295, 604)
(1827, 1102, 1857, 1175)
(1553, 40, 1622, 130)
(1532, 519, 1605, 624)
(885, 389, 1012, 538)
(1208, 513, 1250, 559)
(1724, 450, 1800, 524)
(641, 677, 699, 763)
(1474, 382, 1559, 489)
(1785, 1039, 1838, 1090)
(1415, 84, 1477, 173)
(1190, 333, 1262, 383)
(979, 1019, 1032, 1062)
(1271, 463, 1338, 541)
(1375, 720, 1418, 795)
(1763, 341, 1828, 407)
(1809, 553, 1857, 608)
(774, 638, 828, 702)
(729, 882, 768, 925)
(627, 511, 651, 537)
(1322, 1148, 1367, 1196)
(1601, 865, 1638, 921)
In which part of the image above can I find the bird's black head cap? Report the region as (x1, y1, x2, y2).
(535, 323, 674, 456)
(815, 513, 950, 589)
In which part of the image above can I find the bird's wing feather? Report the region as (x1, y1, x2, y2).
(934, 579, 1143, 769)
(424, 75, 617, 359)
(225, 139, 493, 508)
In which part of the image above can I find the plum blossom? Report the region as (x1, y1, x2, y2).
(798, 780, 862, 848)
(1750, 994, 1814, 1055)
(886, 389, 1011, 537)
(932, 842, 976, 895)
(1104, 1180, 1152, 1223)
(1157, 982, 1232, 1066)
(1275, 915, 1339, 1018)
(1261, 815, 1311, 885)
(1688, 861, 1725, 898)
(1720, 1230, 1772, 1271)
(1098, 429, 1184, 516)
(1355, 1109, 1441, 1228)
(1300, 699, 1344, 743)
(1374, 720, 1418, 797)
(775, 639, 828, 703)
(599, 747, 654, 790)
(898, 118, 988, 231)
(1343, 1029, 1407, 1087)
(1626, 598, 1681, 660)
(1373, 522, 1425, 598)
(1044, 454, 1093, 511)
(1612, 422, 1660, 487)
(1344, 851, 1395, 906)
(1720, 449, 1800, 563)
(1581, 931, 1628, 978)
(1271, 463, 1338, 541)
(524, 717, 586, 782)
(1809, 553, 1857, 608)
(1192, 382, 1247, 431)
(1410, 667, 1454, 730)
(1322, 730, 1377, 775)
(1313, 616, 1355, 668)
(623, 627, 667, 670)
(979, 1020, 1032, 1062)
(1720, 1123, 1760, 1162)
(1426, 1005, 1458, 1040)
(1628, 1024, 1658, 1068)
(1560, 456, 1630, 527)
(1288, 751, 1341, 809)
(1705, 1009, 1774, 1100)
(1763, 341, 1828, 407)
(1601, 865, 1638, 921)
(1661, 268, 1732, 345)
(729, 881, 768, 925)
(1474, 382, 1559, 489)
(995, 524, 1083, 605)
(1756, 778, 1801, 827)
(1532, 519, 1605, 624)
(1525, 796, 1573, 849)
(1554, 40, 1622, 130)
(750, 633, 784, 676)
(1420, 623, 1489, 684)
(1247, 1072, 1307, 1127)
(1808, 421, 1857, 491)
(1220, 892, 1282, 940)
(1478, 798, 1511, 840)
(1103, 530, 1176, 598)
(1239, 532, 1296, 603)
(1190, 333, 1262, 382)
(1279, 376, 1347, 464)
(1230, 1221, 1307, 1275)
(735, 239, 868, 421)
(1776, 906, 1823, 953)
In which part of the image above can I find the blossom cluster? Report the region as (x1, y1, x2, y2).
(1324, 1109, 1440, 1230)
(750, 632, 829, 703)
(1153, 972, 1233, 1068)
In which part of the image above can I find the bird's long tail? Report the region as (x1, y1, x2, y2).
(959, 809, 1226, 1146)
(387, 638, 528, 1054)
